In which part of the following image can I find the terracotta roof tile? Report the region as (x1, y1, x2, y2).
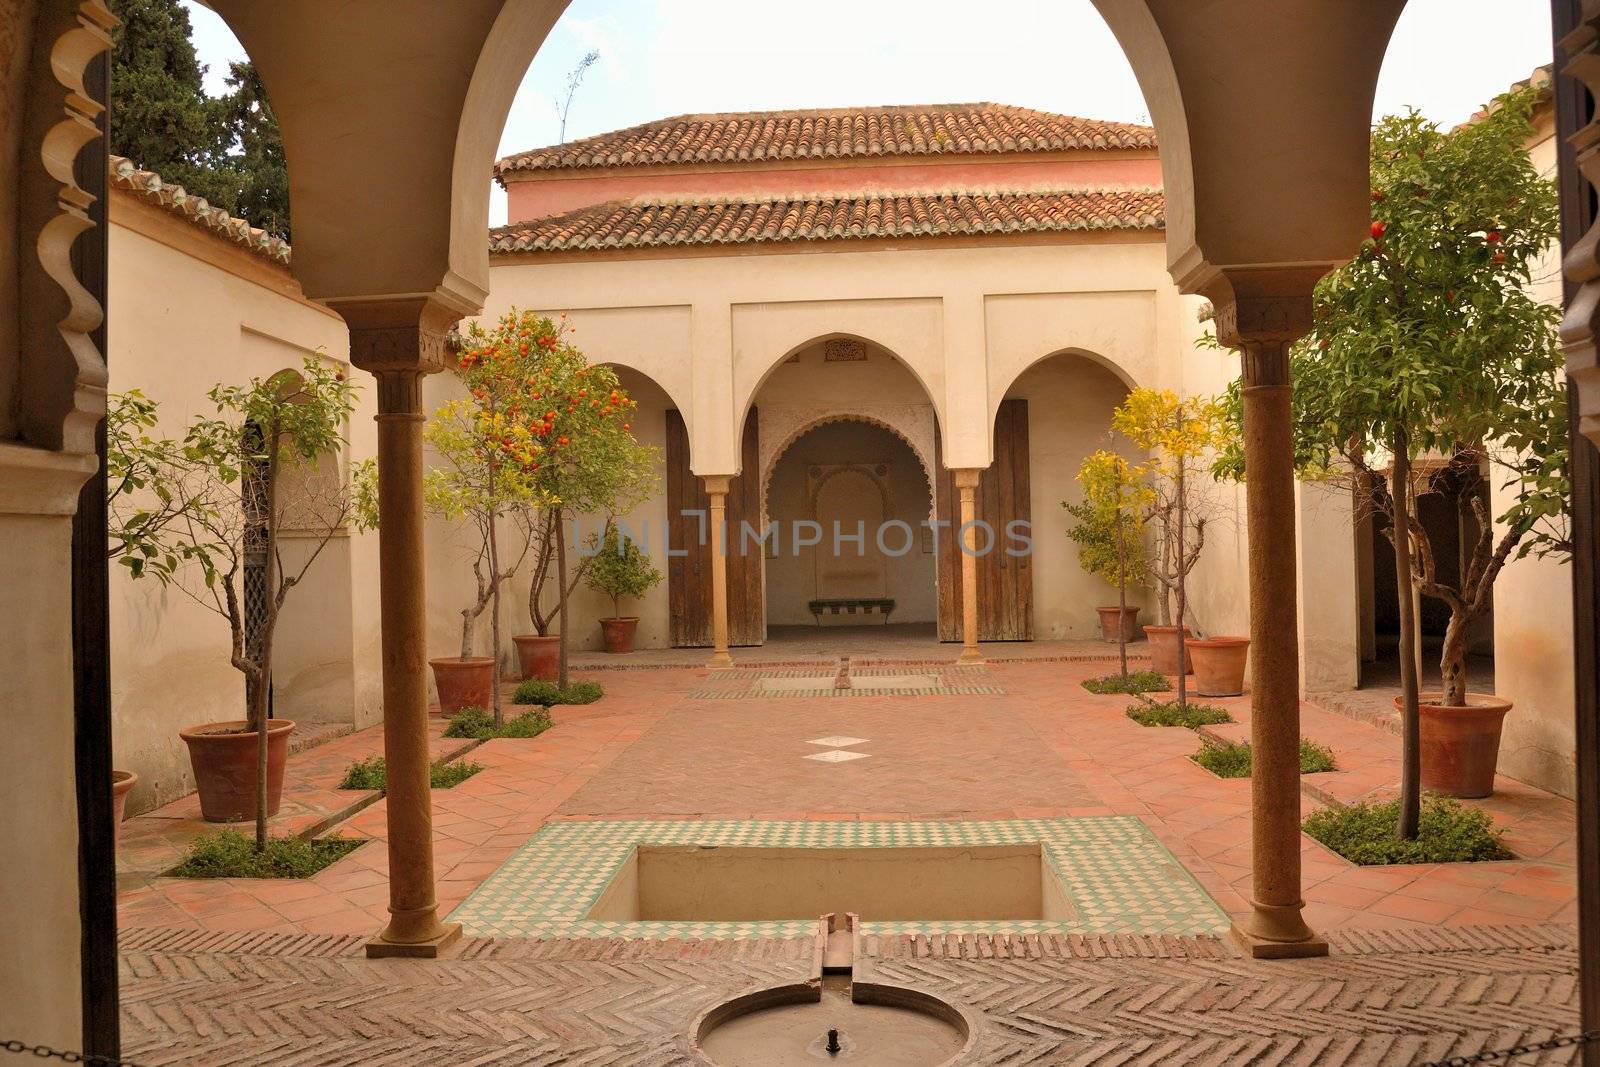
(109, 155, 291, 265)
(496, 103, 1155, 176)
(489, 187, 1163, 254)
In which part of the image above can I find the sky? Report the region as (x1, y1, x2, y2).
(181, 0, 1555, 227)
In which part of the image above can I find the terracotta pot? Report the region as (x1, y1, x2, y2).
(1143, 625, 1193, 675)
(111, 769, 138, 842)
(430, 656, 494, 717)
(600, 616, 640, 654)
(1095, 605, 1141, 644)
(1396, 692, 1512, 799)
(179, 719, 295, 823)
(1186, 636, 1250, 697)
(512, 633, 561, 681)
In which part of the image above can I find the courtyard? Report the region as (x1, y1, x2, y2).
(113, 644, 1582, 1063)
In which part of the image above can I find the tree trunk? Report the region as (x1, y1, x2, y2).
(1175, 443, 1188, 709)
(487, 499, 503, 727)
(1391, 429, 1422, 840)
(556, 507, 570, 690)
(1439, 613, 1471, 707)
(254, 433, 281, 852)
(1116, 507, 1129, 678)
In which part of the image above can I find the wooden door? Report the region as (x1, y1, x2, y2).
(666, 409, 764, 647)
(936, 398, 1033, 641)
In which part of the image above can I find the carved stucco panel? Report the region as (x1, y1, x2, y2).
(757, 404, 936, 520)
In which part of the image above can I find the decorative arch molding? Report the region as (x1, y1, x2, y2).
(988, 347, 1137, 438)
(12, 0, 114, 459)
(758, 406, 936, 522)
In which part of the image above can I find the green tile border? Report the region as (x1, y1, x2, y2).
(448, 816, 1229, 940)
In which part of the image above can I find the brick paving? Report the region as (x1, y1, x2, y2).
(115, 652, 1585, 1063)
(119, 923, 1581, 1065)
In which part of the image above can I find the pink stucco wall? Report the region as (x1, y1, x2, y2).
(504, 155, 1163, 222)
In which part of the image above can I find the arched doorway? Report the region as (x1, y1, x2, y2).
(764, 419, 937, 642)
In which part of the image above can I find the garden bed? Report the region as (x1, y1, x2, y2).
(1303, 795, 1513, 865)
(168, 830, 361, 879)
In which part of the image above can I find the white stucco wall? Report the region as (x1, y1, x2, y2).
(1491, 113, 1576, 796)
(107, 203, 379, 814)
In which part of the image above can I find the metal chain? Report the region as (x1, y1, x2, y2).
(0, 1040, 146, 1067)
(1419, 1030, 1600, 1067)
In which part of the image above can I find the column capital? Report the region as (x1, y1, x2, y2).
(329, 292, 473, 379)
(951, 467, 982, 491)
(1201, 266, 1323, 389)
(700, 474, 733, 497)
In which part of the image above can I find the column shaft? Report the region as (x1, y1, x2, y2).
(369, 370, 458, 955)
(955, 469, 983, 664)
(704, 476, 733, 668)
(1237, 341, 1321, 956)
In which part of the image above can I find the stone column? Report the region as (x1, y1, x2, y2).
(339, 297, 462, 958)
(953, 468, 984, 664)
(703, 475, 734, 668)
(1209, 271, 1326, 959)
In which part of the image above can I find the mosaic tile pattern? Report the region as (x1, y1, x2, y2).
(690, 664, 1004, 700)
(448, 817, 1230, 940)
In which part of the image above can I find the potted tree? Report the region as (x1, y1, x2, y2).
(1216, 88, 1565, 813)
(106, 388, 217, 830)
(420, 319, 542, 723)
(585, 524, 664, 653)
(1065, 450, 1151, 672)
(507, 314, 656, 686)
(1112, 387, 1234, 701)
(172, 358, 360, 845)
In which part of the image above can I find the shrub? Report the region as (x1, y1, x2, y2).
(1303, 795, 1513, 865)
(513, 678, 602, 706)
(168, 830, 360, 879)
(1126, 701, 1232, 728)
(338, 756, 484, 790)
(1299, 739, 1338, 774)
(1083, 670, 1170, 695)
(1190, 738, 1338, 778)
(444, 706, 554, 741)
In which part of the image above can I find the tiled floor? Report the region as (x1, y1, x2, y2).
(116, 656, 1578, 941)
(448, 816, 1229, 939)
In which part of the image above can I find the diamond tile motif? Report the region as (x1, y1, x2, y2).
(448, 817, 1231, 940)
(806, 736, 870, 748)
(804, 750, 870, 763)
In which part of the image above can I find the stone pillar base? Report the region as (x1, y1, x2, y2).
(1229, 920, 1328, 960)
(707, 650, 734, 669)
(956, 647, 984, 665)
(366, 921, 462, 959)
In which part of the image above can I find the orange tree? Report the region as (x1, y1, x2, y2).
(489, 313, 656, 687)
(417, 314, 549, 723)
(1214, 88, 1565, 839)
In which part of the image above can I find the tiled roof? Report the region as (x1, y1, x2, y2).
(109, 155, 291, 265)
(1463, 64, 1554, 127)
(488, 187, 1164, 254)
(496, 104, 1156, 175)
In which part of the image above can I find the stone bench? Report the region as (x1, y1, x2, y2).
(808, 598, 896, 626)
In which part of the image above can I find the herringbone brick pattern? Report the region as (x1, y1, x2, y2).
(120, 923, 1582, 1066)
